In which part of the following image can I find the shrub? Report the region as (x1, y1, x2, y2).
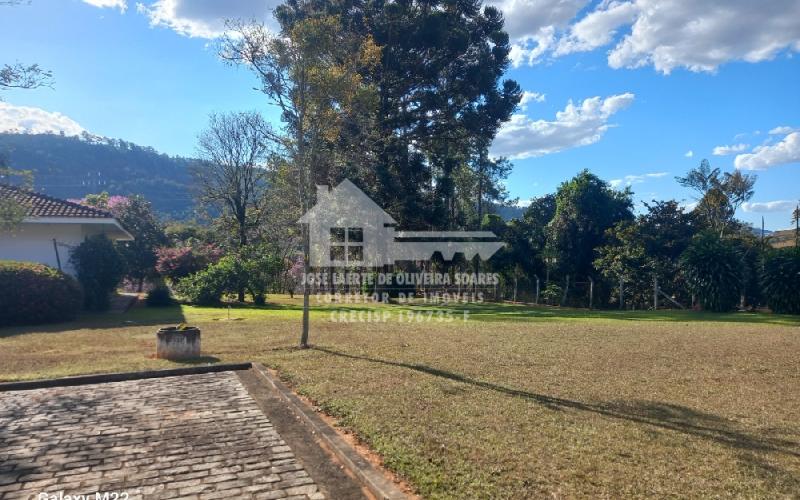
(156, 244, 222, 282)
(761, 248, 800, 314)
(145, 285, 174, 307)
(69, 234, 125, 311)
(174, 256, 241, 305)
(541, 282, 563, 305)
(239, 245, 283, 305)
(680, 232, 743, 312)
(0, 261, 82, 326)
(110, 195, 168, 291)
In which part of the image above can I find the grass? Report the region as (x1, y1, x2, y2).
(1, 297, 799, 498)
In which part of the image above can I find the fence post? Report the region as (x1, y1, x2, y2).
(619, 276, 624, 310)
(589, 277, 594, 309)
(535, 276, 540, 304)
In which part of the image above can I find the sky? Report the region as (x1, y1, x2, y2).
(1, 0, 799, 230)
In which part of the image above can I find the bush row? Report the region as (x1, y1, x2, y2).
(681, 233, 800, 313)
(0, 261, 82, 327)
(174, 250, 282, 306)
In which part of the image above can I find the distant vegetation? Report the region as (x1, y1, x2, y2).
(0, 132, 195, 219)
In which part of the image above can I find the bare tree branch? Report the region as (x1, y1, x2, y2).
(0, 62, 54, 92)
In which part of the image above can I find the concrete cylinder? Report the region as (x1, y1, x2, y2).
(156, 327, 201, 360)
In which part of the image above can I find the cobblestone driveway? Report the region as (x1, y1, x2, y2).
(0, 372, 324, 499)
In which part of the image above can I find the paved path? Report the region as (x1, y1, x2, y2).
(0, 372, 324, 499)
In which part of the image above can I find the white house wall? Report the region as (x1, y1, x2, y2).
(0, 223, 93, 275)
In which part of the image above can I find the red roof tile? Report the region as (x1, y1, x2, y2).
(0, 184, 115, 218)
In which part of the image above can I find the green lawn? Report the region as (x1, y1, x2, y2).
(2, 297, 799, 498)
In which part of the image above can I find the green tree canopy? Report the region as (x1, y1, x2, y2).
(676, 159, 756, 235)
(274, 0, 521, 229)
(547, 170, 633, 280)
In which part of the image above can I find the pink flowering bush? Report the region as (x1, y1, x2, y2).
(156, 244, 223, 282)
(69, 193, 129, 212)
(286, 256, 304, 298)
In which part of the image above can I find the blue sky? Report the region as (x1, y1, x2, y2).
(1, 0, 798, 229)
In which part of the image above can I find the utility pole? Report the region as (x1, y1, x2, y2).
(794, 204, 800, 247)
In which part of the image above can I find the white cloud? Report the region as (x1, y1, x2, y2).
(712, 143, 749, 156)
(488, 0, 588, 66)
(607, 0, 800, 74)
(684, 150, 693, 158)
(137, 0, 277, 38)
(83, 0, 127, 12)
(490, 0, 587, 43)
(769, 125, 798, 135)
(555, 1, 638, 56)
(742, 200, 798, 213)
(0, 102, 85, 136)
(491, 92, 634, 160)
(498, 0, 800, 72)
(508, 26, 557, 67)
(519, 91, 545, 110)
(734, 132, 800, 170)
(609, 171, 668, 188)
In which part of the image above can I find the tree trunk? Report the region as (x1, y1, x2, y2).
(238, 221, 247, 302)
(561, 275, 569, 306)
(300, 210, 310, 347)
(513, 275, 518, 303)
(653, 274, 658, 310)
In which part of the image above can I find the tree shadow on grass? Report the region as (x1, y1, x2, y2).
(0, 392, 105, 482)
(311, 346, 800, 460)
(0, 305, 188, 338)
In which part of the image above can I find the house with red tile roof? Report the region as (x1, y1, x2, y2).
(0, 184, 133, 275)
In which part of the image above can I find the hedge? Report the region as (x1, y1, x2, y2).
(0, 261, 83, 326)
(69, 234, 125, 311)
(761, 247, 800, 314)
(680, 232, 743, 312)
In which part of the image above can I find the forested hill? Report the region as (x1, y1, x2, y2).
(0, 133, 195, 219)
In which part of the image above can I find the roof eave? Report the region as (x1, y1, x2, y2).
(21, 217, 135, 241)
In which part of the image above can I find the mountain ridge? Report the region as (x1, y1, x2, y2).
(0, 132, 196, 219)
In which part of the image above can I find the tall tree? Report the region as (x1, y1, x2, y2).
(676, 159, 756, 235)
(595, 200, 694, 308)
(274, 0, 521, 229)
(195, 111, 273, 300)
(515, 194, 557, 282)
(221, 14, 380, 346)
(547, 170, 633, 302)
(112, 196, 168, 291)
(195, 111, 273, 250)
